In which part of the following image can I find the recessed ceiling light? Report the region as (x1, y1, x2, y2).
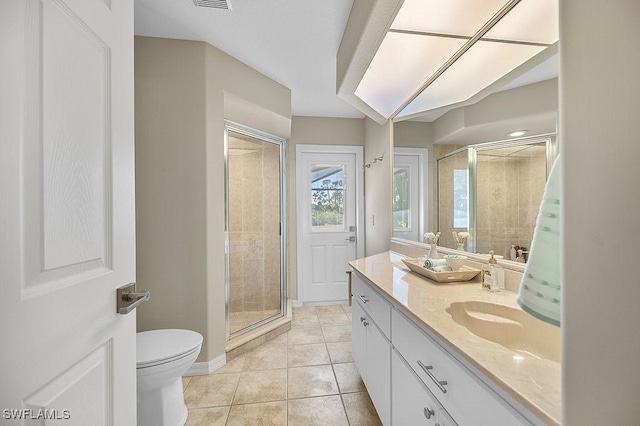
(508, 130, 528, 137)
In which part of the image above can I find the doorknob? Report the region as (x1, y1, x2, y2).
(117, 283, 150, 314)
(345, 236, 356, 242)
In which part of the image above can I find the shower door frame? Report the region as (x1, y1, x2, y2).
(224, 120, 287, 340)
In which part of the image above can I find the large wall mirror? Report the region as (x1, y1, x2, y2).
(437, 134, 558, 261)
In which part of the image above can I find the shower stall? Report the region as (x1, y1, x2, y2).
(224, 121, 286, 338)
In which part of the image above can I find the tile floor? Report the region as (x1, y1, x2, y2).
(182, 304, 382, 425)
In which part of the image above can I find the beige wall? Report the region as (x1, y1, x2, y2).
(135, 36, 291, 363)
(135, 38, 209, 357)
(364, 118, 393, 255)
(288, 116, 365, 300)
(392, 120, 434, 148)
(560, 1, 640, 424)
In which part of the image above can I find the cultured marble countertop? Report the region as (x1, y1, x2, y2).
(349, 251, 561, 426)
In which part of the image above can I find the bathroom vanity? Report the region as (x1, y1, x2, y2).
(350, 251, 561, 426)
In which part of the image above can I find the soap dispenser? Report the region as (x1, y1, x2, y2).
(489, 251, 505, 291)
(482, 251, 504, 291)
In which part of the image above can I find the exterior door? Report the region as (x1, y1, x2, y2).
(297, 145, 364, 304)
(393, 148, 428, 242)
(0, 0, 136, 424)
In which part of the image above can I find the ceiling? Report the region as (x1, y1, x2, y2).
(134, 0, 363, 118)
(134, 0, 558, 121)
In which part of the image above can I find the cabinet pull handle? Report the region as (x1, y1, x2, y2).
(362, 320, 369, 327)
(417, 360, 448, 394)
(358, 294, 369, 304)
(423, 407, 435, 419)
(360, 316, 366, 322)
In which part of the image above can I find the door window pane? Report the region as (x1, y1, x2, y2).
(311, 164, 345, 230)
(393, 166, 411, 230)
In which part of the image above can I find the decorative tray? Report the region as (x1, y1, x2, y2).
(401, 258, 481, 283)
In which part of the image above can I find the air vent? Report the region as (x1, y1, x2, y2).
(192, 0, 232, 9)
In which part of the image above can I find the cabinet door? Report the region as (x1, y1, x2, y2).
(352, 300, 368, 380)
(392, 350, 442, 426)
(367, 320, 391, 425)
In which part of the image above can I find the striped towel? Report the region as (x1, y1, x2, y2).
(424, 258, 448, 269)
(517, 157, 561, 327)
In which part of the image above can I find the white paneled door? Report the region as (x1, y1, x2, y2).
(297, 146, 364, 304)
(0, 0, 136, 424)
(393, 148, 428, 242)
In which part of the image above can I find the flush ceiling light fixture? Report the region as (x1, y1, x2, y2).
(354, 0, 558, 121)
(508, 130, 529, 137)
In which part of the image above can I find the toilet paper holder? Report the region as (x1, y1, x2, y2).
(117, 282, 150, 314)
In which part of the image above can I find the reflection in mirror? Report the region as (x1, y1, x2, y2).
(393, 166, 410, 230)
(437, 135, 557, 261)
(437, 150, 471, 251)
(392, 148, 427, 242)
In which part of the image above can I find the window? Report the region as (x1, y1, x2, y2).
(311, 164, 345, 230)
(393, 166, 410, 230)
(453, 169, 468, 228)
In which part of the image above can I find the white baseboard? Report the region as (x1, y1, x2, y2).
(291, 299, 349, 307)
(185, 353, 226, 376)
(299, 300, 349, 307)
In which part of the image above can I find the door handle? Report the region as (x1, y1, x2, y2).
(345, 236, 356, 242)
(117, 283, 150, 314)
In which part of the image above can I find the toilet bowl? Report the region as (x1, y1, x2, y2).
(136, 329, 203, 426)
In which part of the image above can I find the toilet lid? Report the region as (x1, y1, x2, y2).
(137, 329, 203, 368)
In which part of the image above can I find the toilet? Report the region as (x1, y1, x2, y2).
(136, 329, 203, 426)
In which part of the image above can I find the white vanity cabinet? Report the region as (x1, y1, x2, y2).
(351, 269, 537, 426)
(351, 273, 391, 425)
(392, 309, 531, 426)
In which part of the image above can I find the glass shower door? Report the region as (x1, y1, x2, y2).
(225, 123, 285, 337)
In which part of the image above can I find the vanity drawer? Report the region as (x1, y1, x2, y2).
(392, 309, 530, 425)
(352, 272, 391, 339)
(392, 349, 456, 426)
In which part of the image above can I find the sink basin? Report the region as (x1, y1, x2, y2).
(447, 301, 560, 362)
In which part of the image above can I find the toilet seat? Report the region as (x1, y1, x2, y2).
(137, 329, 203, 369)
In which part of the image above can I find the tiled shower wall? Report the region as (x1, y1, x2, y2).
(475, 151, 547, 258)
(228, 138, 281, 332)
